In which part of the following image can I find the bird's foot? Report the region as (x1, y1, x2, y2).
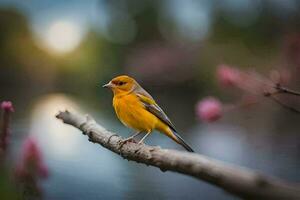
(137, 131, 150, 145)
(118, 137, 136, 150)
(120, 137, 136, 144)
(137, 140, 144, 145)
(106, 134, 118, 144)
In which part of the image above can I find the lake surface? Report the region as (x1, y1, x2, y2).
(7, 93, 300, 200)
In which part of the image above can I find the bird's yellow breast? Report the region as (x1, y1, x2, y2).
(113, 93, 158, 132)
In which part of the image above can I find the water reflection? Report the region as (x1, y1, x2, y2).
(195, 124, 248, 162)
(12, 93, 298, 200)
(28, 94, 129, 199)
(29, 94, 81, 158)
(191, 121, 300, 182)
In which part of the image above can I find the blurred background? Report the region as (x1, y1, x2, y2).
(0, 0, 300, 199)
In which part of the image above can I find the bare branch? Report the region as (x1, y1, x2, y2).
(56, 110, 300, 200)
(275, 84, 300, 96)
(263, 84, 300, 114)
(269, 96, 300, 114)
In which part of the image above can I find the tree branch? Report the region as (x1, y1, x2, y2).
(269, 95, 300, 114)
(56, 110, 300, 200)
(275, 84, 300, 96)
(263, 84, 300, 113)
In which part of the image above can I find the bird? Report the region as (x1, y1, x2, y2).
(103, 75, 194, 152)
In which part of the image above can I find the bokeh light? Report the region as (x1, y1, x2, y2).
(29, 94, 81, 158)
(42, 20, 83, 54)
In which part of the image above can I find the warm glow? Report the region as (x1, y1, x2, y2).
(30, 94, 82, 158)
(44, 21, 82, 53)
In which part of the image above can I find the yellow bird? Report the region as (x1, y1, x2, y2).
(103, 75, 194, 152)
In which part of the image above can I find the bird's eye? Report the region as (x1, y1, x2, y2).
(118, 81, 126, 86)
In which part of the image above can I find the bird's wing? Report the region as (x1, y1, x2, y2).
(136, 92, 177, 132)
(134, 85, 194, 152)
(133, 83, 154, 100)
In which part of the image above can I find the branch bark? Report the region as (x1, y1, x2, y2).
(275, 84, 300, 97)
(56, 110, 300, 200)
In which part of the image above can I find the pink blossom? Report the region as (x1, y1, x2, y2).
(0, 101, 14, 151)
(16, 137, 48, 179)
(1, 101, 14, 112)
(217, 65, 276, 95)
(14, 137, 49, 198)
(196, 97, 222, 122)
(217, 65, 241, 87)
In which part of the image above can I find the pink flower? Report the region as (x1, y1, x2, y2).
(0, 101, 14, 151)
(1, 101, 14, 112)
(196, 97, 222, 122)
(15, 137, 48, 198)
(217, 65, 241, 87)
(217, 65, 275, 95)
(16, 137, 48, 179)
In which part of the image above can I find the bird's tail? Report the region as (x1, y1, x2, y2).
(172, 131, 194, 152)
(164, 128, 194, 152)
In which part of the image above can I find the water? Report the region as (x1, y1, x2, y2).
(7, 93, 300, 200)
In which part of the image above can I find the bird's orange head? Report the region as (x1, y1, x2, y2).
(103, 75, 137, 95)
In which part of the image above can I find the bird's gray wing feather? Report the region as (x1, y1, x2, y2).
(134, 84, 177, 132)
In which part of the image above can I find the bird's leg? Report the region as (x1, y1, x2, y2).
(120, 131, 142, 144)
(138, 131, 151, 144)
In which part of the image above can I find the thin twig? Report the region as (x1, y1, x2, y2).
(56, 110, 300, 200)
(262, 84, 300, 114)
(269, 96, 300, 114)
(275, 84, 300, 96)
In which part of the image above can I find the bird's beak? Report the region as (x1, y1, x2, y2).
(102, 82, 113, 88)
